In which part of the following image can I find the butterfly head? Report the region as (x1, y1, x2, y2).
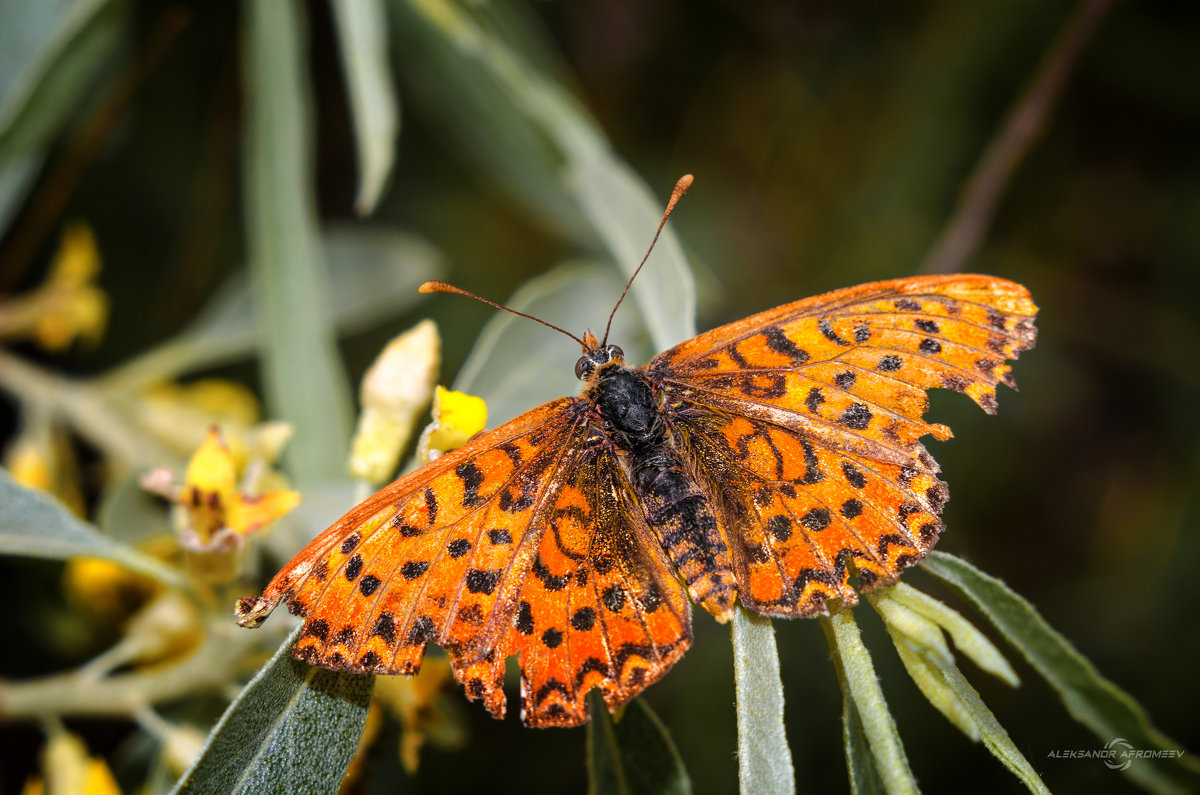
(575, 331, 625, 382)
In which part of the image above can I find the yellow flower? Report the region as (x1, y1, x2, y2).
(176, 426, 300, 542)
(417, 386, 487, 463)
(143, 426, 300, 583)
(0, 222, 108, 351)
(63, 557, 159, 625)
(20, 729, 121, 795)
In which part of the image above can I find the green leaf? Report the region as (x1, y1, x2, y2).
(0, 467, 188, 590)
(730, 609, 794, 795)
(387, 0, 588, 238)
(870, 589, 1048, 793)
(841, 683, 888, 795)
(0, 0, 128, 167)
(453, 260, 653, 426)
(101, 226, 441, 390)
(330, 0, 400, 214)
(389, 0, 697, 347)
(243, 0, 353, 485)
(821, 609, 918, 795)
(921, 551, 1200, 794)
(172, 625, 374, 795)
(587, 691, 691, 795)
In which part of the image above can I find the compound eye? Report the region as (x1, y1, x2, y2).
(608, 345, 624, 360)
(574, 357, 592, 380)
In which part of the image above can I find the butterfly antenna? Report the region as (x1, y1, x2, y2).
(419, 280, 588, 349)
(601, 174, 694, 346)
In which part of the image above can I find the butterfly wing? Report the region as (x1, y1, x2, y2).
(646, 274, 1037, 616)
(236, 398, 691, 728)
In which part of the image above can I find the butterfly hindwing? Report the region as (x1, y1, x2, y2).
(671, 406, 946, 616)
(493, 440, 691, 726)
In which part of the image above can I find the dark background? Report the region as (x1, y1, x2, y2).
(1, 0, 1198, 792)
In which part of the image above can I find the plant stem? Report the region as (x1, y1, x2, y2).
(920, 0, 1116, 274)
(0, 619, 276, 720)
(0, 349, 176, 469)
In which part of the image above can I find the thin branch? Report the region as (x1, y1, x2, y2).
(920, 0, 1117, 274)
(0, 620, 278, 720)
(0, 348, 178, 469)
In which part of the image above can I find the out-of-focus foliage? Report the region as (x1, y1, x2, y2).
(1, 0, 1198, 793)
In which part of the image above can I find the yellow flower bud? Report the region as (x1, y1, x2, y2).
(348, 320, 441, 485)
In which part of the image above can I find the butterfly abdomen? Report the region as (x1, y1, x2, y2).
(593, 367, 739, 620)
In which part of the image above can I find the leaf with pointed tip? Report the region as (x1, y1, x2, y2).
(587, 692, 691, 795)
(922, 551, 1200, 794)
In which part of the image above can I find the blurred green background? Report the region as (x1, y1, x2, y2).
(1, 0, 1198, 792)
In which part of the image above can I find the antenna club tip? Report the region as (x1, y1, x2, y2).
(675, 174, 694, 193)
(418, 280, 450, 294)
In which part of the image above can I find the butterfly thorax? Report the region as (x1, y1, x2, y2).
(589, 363, 738, 620)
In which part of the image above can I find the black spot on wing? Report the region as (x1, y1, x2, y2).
(800, 508, 831, 532)
(602, 586, 626, 613)
(516, 601, 534, 634)
(456, 462, 486, 507)
(372, 613, 395, 645)
(805, 387, 825, 413)
(839, 403, 873, 430)
(842, 461, 867, 489)
(466, 569, 500, 595)
(876, 355, 903, 372)
(763, 326, 810, 364)
(423, 487, 438, 526)
(571, 607, 596, 631)
(447, 538, 472, 558)
(408, 615, 436, 645)
(304, 618, 330, 641)
(344, 554, 363, 582)
(819, 318, 851, 346)
(401, 561, 429, 579)
(359, 575, 381, 597)
(767, 515, 792, 542)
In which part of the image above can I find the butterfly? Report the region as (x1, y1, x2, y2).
(236, 185, 1037, 729)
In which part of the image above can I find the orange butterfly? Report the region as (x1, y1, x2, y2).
(236, 182, 1037, 729)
